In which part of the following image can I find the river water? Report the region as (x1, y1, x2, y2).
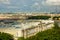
(0, 19, 55, 30)
(0, 20, 40, 29)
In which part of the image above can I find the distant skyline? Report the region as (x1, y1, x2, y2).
(0, 0, 60, 13)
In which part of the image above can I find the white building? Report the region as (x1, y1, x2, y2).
(0, 20, 54, 39)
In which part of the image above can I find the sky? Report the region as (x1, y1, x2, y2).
(0, 0, 60, 13)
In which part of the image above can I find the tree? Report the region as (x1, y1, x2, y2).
(0, 32, 14, 40)
(28, 16, 51, 20)
(18, 37, 24, 40)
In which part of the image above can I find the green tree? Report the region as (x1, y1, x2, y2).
(0, 32, 14, 40)
(28, 16, 51, 20)
(18, 37, 24, 40)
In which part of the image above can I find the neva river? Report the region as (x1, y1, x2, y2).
(0, 20, 40, 29)
(0, 19, 56, 30)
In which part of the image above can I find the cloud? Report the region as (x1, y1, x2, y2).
(32, 2, 40, 7)
(42, 0, 60, 5)
(32, 0, 40, 1)
(34, 2, 39, 5)
(7, 6, 18, 8)
(31, 2, 41, 11)
(0, 0, 10, 4)
(24, 5, 28, 6)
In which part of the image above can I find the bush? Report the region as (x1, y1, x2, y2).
(0, 32, 14, 40)
(18, 37, 24, 40)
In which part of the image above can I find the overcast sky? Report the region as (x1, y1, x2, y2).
(0, 0, 60, 13)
